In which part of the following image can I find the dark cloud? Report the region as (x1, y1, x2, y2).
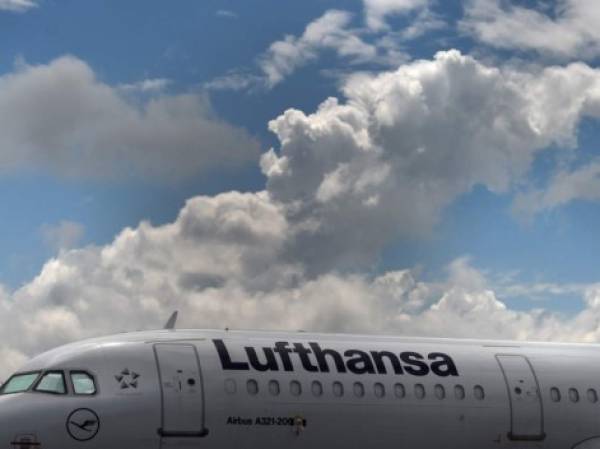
(0, 57, 261, 180)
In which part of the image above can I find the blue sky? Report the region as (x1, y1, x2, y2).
(3, 0, 600, 369)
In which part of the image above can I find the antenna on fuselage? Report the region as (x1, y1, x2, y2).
(164, 311, 178, 330)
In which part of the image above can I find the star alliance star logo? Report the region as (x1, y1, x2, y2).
(115, 368, 140, 389)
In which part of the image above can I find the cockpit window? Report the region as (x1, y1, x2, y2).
(71, 372, 96, 395)
(1, 372, 40, 394)
(34, 371, 66, 394)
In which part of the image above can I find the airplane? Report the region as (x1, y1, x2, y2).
(1, 311, 599, 449)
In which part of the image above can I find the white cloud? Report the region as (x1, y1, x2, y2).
(6, 51, 600, 378)
(262, 50, 600, 274)
(0, 202, 597, 378)
(40, 221, 85, 253)
(216, 9, 238, 19)
(513, 160, 600, 222)
(462, 0, 600, 59)
(204, 70, 263, 92)
(0, 0, 36, 12)
(118, 78, 171, 93)
(0, 56, 260, 179)
(497, 281, 588, 301)
(363, 0, 430, 31)
(259, 10, 379, 88)
(209, 6, 425, 91)
(395, 7, 445, 39)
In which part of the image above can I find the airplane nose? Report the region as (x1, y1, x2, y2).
(0, 393, 96, 449)
(0, 395, 43, 449)
(0, 397, 20, 448)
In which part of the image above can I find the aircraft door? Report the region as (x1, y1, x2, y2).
(496, 354, 544, 441)
(154, 343, 208, 443)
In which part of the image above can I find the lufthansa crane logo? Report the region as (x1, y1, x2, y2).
(66, 408, 100, 441)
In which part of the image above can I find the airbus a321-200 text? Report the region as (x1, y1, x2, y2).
(1, 312, 599, 449)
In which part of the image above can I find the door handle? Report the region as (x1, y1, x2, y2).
(157, 428, 209, 438)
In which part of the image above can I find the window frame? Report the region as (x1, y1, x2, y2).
(373, 382, 385, 399)
(311, 380, 323, 397)
(414, 383, 426, 399)
(569, 387, 580, 403)
(69, 370, 98, 396)
(550, 386, 561, 402)
(246, 379, 259, 396)
(0, 371, 41, 395)
(268, 379, 280, 396)
(332, 381, 344, 397)
(394, 382, 406, 399)
(434, 383, 445, 400)
(224, 378, 237, 395)
(33, 370, 68, 396)
(454, 384, 465, 400)
(474, 384, 485, 401)
(587, 388, 598, 403)
(353, 381, 365, 398)
(289, 380, 302, 396)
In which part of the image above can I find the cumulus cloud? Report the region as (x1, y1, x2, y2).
(0, 0, 36, 12)
(6, 51, 600, 377)
(462, 0, 600, 59)
(262, 50, 600, 274)
(0, 56, 260, 179)
(0, 197, 598, 378)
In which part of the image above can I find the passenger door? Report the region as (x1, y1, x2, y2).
(154, 343, 208, 446)
(496, 354, 544, 441)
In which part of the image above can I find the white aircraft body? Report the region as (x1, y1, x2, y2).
(1, 327, 600, 449)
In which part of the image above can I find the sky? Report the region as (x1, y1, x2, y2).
(2, 0, 600, 375)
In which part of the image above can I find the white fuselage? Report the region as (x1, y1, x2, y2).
(0, 329, 599, 449)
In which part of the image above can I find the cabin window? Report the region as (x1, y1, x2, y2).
(311, 380, 323, 397)
(247, 379, 259, 396)
(70, 372, 96, 395)
(569, 388, 580, 403)
(414, 383, 425, 399)
(587, 388, 598, 403)
(0, 372, 40, 394)
(474, 385, 485, 400)
(224, 378, 237, 395)
(374, 382, 385, 398)
(550, 387, 561, 402)
(268, 380, 280, 396)
(454, 385, 465, 400)
(290, 380, 302, 396)
(434, 384, 445, 400)
(35, 371, 66, 395)
(353, 382, 365, 398)
(333, 381, 344, 397)
(394, 383, 406, 399)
